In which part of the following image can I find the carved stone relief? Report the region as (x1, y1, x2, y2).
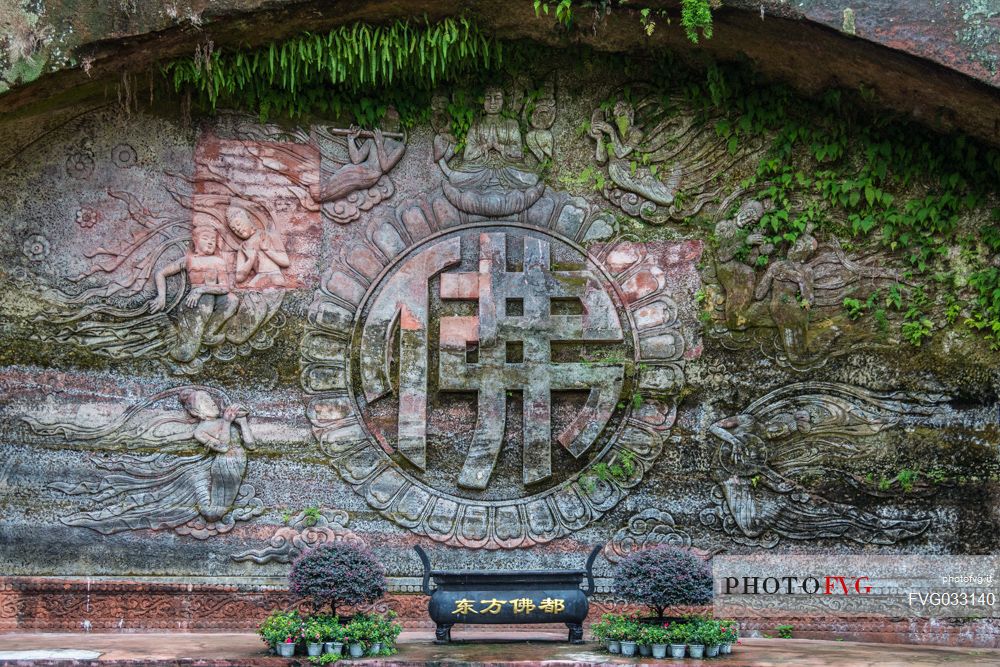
(526, 79, 556, 163)
(241, 108, 408, 225)
(602, 508, 694, 563)
(2, 65, 998, 600)
(232, 510, 365, 564)
(698, 382, 950, 548)
(435, 83, 548, 219)
(34, 134, 312, 373)
(23, 386, 263, 539)
(301, 183, 685, 548)
(588, 88, 761, 224)
(703, 199, 904, 370)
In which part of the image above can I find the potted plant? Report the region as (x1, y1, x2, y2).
(667, 621, 688, 658)
(644, 624, 669, 659)
(719, 620, 739, 654)
(612, 545, 713, 622)
(703, 619, 722, 658)
(637, 624, 654, 657)
(277, 635, 297, 658)
(376, 612, 402, 655)
(322, 617, 344, 656)
(367, 616, 383, 657)
(289, 543, 388, 619)
(605, 614, 626, 654)
(304, 617, 326, 657)
(258, 610, 302, 657)
(344, 615, 372, 658)
(618, 617, 640, 657)
(687, 621, 707, 660)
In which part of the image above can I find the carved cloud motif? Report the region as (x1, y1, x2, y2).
(232, 509, 365, 564)
(602, 508, 694, 563)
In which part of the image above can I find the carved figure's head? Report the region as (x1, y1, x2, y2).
(382, 106, 401, 133)
(483, 86, 504, 115)
(530, 100, 556, 130)
(788, 234, 818, 261)
(179, 389, 221, 420)
(430, 94, 451, 130)
(735, 200, 765, 227)
(226, 207, 256, 240)
(613, 100, 635, 129)
(192, 226, 218, 255)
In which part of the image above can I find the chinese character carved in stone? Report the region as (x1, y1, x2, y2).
(436, 232, 624, 488)
(301, 193, 685, 548)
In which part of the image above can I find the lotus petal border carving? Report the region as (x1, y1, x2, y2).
(300, 192, 686, 549)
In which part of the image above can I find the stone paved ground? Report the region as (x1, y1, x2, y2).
(0, 633, 999, 666)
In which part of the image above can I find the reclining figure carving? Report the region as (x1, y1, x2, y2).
(588, 89, 760, 224)
(700, 382, 949, 548)
(24, 386, 262, 539)
(243, 107, 407, 225)
(708, 198, 904, 370)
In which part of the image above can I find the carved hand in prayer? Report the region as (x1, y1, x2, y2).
(589, 120, 614, 138)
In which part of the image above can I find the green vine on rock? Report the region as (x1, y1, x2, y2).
(679, 61, 1000, 348)
(531, 1, 713, 44)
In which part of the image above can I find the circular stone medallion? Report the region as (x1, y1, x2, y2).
(301, 213, 684, 549)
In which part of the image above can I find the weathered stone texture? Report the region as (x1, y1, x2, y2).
(1, 11, 1000, 642)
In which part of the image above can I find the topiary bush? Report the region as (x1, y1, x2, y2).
(289, 543, 387, 616)
(613, 546, 713, 619)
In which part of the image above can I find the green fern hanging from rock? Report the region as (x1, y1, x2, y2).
(163, 17, 503, 122)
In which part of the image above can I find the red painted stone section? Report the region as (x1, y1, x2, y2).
(594, 239, 703, 360)
(193, 134, 323, 290)
(768, 0, 1000, 89)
